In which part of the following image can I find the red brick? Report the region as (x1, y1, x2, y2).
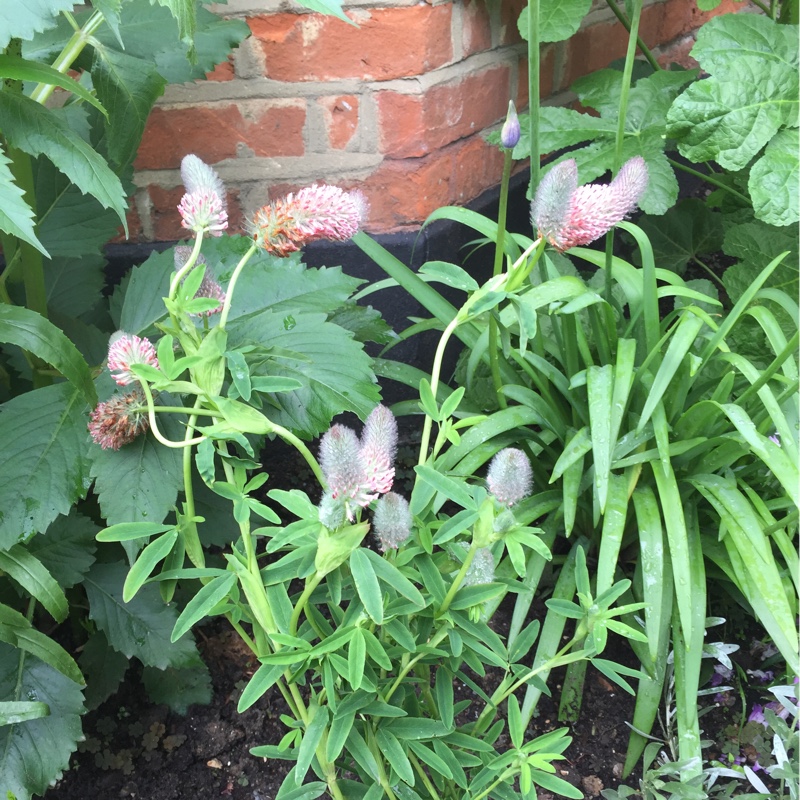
(249, 6, 453, 82)
(453, 135, 505, 204)
(377, 65, 511, 158)
(500, 0, 527, 45)
(354, 153, 453, 232)
(110, 200, 144, 244)
(135, 102, 305, 171)
(149, 185, 243, 242)
(462, 0, 493, 56)
(206, 60, 234, 81)
(320, 95, 359, 150)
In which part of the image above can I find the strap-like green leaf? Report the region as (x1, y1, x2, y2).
(0, 546, 68, 622)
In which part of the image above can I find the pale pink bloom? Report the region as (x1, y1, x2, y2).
(173, 247, 226, 316)
(373, 492, 412, 551)
(107, 332, 159, 386)
(360, 405, 397, 496)
(319, 425, 374, 517)
(487, 448, 533, 507)
(531, 157, 648, 251)
(177, 155, 228, 237)
(88, 389, 149, 450)
(249, 185, 367, 256)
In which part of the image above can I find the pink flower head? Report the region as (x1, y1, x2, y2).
(107, 332, 159, 386)
(360, 405, 397, 496)
(531, 157, 648, 251)
(173, 247, 226, 316)
(249, 185, 367, 257)
(88, 389, 149, 450)
(487, 447, 533, 507)
(373, 492, 412, 551)
(178, 155, 228, 237)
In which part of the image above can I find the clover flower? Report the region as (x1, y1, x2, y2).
(177, 154, 228, 237)
(318, 405, 397, 524)
(107, 332, 159, 386)
(531, 157, 648, 251)
(173, 247, 226, 316)
(88, 389, 149, 450)
(500, 100, 520, 149)
(486, 447, 533, 507)
(464, 547, 495, 586)
(249, 184, 367, 257)
(373, 492, 412, 551)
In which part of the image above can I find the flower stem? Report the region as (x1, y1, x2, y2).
(218, 243, 258, 329)
(169, 231, 205, 301)
(604, 0, 661, 71)
(667, 158, 751, 205)
(181, 396, 205, 568)
(437, 541, 479, 617)
(266, 421, 326, 488)
(289, 572, 323, 636)
(527, 0, 541, 196)
(138, 379, 206, 448)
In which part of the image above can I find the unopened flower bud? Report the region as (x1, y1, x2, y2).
(373, 492, 412, 551)
(487, 447, 532, 507)
(464, 547, 495, 586)
(319, 491, 347, 531)
(500, 101, 520, 149)
(360, 405, 397, 496)
(88, 388, 149, 450)
(178, 155, 228, 237)
(107, 331, 159, 386)
(493, 508, 517, 534)
(319, 425, 366, 503)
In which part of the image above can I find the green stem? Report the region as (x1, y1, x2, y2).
(266, 421, 326, 488)
(169, 231, 205, 300)
(691, 257, 726, 289)
(527, 0, 540, 197)
(667, 158, 751, 205)
(289, 572, 323, 636)
(146, 405, 221, 417)
(409, 750, 441, 799)
(138, 379, 206, 448)
(384, 626, 451, 704)
(218, 243, 258, 329)
(181, 396, 205, 568)
(29, 10, 106, 105)
(438, 541, 479, 617)
(604, 0, 661, 71)
(604, 0, 642, 303)
(472, 769, 518, 800)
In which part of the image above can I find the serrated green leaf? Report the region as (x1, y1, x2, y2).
(0, 94, 127, 222)
(668, 59, 798, 171)
(0, 383, 91, 548)
(0, 304, 95, 402)
(0, 642, 85, 800)
(0, 700, 49, 725)
(90, 407, 183, 527)
(518, 0, 592, 43)
(85, 561, 198, 669)
(112, 246, 173, 334)
(142, 655, 212, 715)
(91, 44, 167, 170)
(79, 630, 129, 711)
(26, 510, 98, 590)
(634, 199, 724, 274)
(0, 143, 47, 255)
(0, 0, 76, 49)
(749, 128, 799, 227)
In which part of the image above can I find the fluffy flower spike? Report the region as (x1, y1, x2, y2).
(464, 547, 495, 586)
(173, 247, 226, 316)
(360, 405, 397, 496)
(531, 156, 648, 251)
(487, 447, 533, 507)
(373, 492, 412, 551)
(88, 389, 149, 450)
(249, 184, 367, 256)
(178, 155, 228, 237)
(107, 332, 159, 386)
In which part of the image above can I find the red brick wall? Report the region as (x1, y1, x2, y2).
(127, 0, 741, 242)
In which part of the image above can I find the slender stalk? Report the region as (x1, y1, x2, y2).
(30, 10, 106, 105)
(289, 572, 323, 636)
(218, 243, 258, 329)
(266, 421, 326, 487)
(437, 541, 479, 617)
(667, 158, 751, 205)
(472, 769, 518, 800)
(145, 405, 221, 417)
(138, 379, 206, 448)
(604, 0, 660, 71)
(169, 231, 205, 300)
(384, 626, 450, 703)
(691, 257, 726, 289)
(181, 396, 205, 568)
(604, 0, 643, 303)
(527, 0, 540, 197)
(409, 751, 441, 799)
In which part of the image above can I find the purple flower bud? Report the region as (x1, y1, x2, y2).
(178, 155, 228, 237)
(531, 156, 648, 251)
(500, 100, 520, 149)
(373, 492, 412, 551)
(487, 448, 533, 506)
(360, 405, 397, 496)
(319, 425, 367, 504)
(107, 331, 159, 386)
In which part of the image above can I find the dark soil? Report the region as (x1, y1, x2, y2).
(43, 614, 639, 800)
